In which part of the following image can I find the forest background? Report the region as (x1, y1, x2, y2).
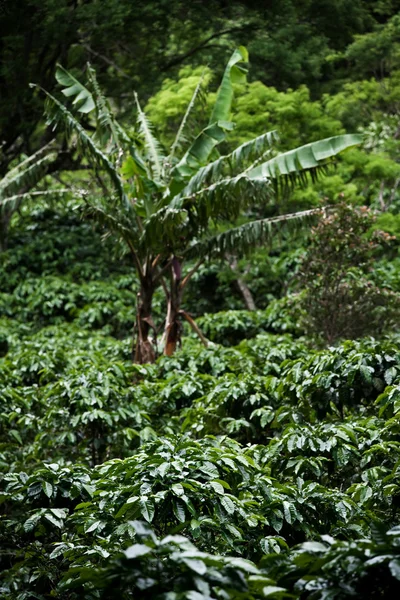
(2, 1, 400, 598)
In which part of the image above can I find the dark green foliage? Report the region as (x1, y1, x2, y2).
(3, 2, 400, 597)
(2, 0, 398, 177)
(1, 210, 400, 600)
(2, 323, 400, 596)
(63, 520, 274, 599)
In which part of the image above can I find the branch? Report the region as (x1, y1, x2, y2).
(180, 310, 208, 348)
(82, 44, 133, 79)
(180, 258, 204, 290)
(226, 254, 257, 311)
(151, 254, 162, 269)
(161, 25, 256, 71)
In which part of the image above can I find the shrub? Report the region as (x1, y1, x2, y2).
(298, 203, 399, 345)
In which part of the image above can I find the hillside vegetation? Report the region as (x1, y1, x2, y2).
(1, 2, 400, 598)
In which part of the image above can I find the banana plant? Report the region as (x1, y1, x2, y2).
(32, 50, 362, 362)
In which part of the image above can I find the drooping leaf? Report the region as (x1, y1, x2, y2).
(186, 207, 323, 259)
(55, 64, 95, 113)
(246, 134, 364, 190)
(31, 84, 127, 207)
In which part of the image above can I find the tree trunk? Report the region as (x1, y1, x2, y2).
(163, 269, 183, 357)
(133, 275, 156, 364)
(227, 255, 257, 311)
(163, 257, 208, 356)
(234, 275, 257, 311)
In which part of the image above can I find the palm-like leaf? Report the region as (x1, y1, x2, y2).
(180, 174, 272, 222)
(0, 141, 57, 200)
(246, 134, 364, 188)
(0, 142, 62, 251)
(84, 200, 137, 243)
(144, 174, 272, 251)
(186, 207, 324, 258)
(174, 47, 248, 175)
(134, 93, 164, 182)
(0, 189, 73, 206)
(86, 64, 129, 151)
(56, 64, 129, 152)
(55, 65, 95, 114)
(141, 205, 188, 251)
(176, 130, 278, 200)
(32, 85, 127, 207)
(209, 46, 248, 124)
(167, 71, 206, 165)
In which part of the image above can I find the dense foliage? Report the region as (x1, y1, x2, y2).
(1, 205, 400, 597)
(299, 203, 400, 344)
(1, 1, 400, 598)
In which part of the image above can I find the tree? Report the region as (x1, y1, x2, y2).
(33, 50, 362, 362)
(3, 0, 398, 178)
(298, 202, 400, 345)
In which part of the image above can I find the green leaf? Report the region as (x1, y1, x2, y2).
(213, 478, 231, 490)
(168, 71, 206, 164)
(209, 481, 225, 495)
(220, 496, 235, 515)
(140, 498, 155, 523)
(124, 544, 152, 559)
(9, 429, 23, 445)
(263, 586, 289, 597)
(173, 500, 186, 523)
(134, 93, 164, 181)
(301, 541, 328, 553)
(181, 558, 207, 575)
(50, 508, 67, 519)
(56, 65, 95, 113)
(175, 47, 248, 173)
(42, 481, 53, 498)
(172, 483, 185, 496)
(157, 462, 170, 477)
(246, 134, 363, 185)
(228, 557, 259, 574)
(198, 461, 219, 478)
(360, 365, 373, 384)
(0, 141, 57, 201)
(49, 544, 68, 559)
(186, 208, 322, 259)
(44, 513, 63, 529)
(209, 46, 248, 124)
(385, 367, 397, 385)
(85, 520, 101, 533)
(32, 85, 127, 206)
(282, 501, 293, 524)
(23, 513, 42, 532)
(226, 524, 243, 539)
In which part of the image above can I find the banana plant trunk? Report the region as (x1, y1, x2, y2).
(133, 274, 156, 364)
(164, 258, 183, 357)
(163, 257, 209, 356)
